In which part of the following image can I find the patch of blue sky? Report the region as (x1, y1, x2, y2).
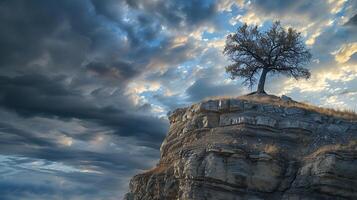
(110, 23, 127, 35)
(201, 0, 216, 8)
(177, 60, 204, 72)
(202, 30, 225, 40)
(177, 0, 216, 10)
(335, 2, 349, 17)
(215, 5, 243, 33)
(145, 36, 165, 48)
(140, 86, 190, 115)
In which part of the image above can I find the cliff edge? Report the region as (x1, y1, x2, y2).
(125, 94, 357, 200)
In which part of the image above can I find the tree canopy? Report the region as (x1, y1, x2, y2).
(223, 21, 312, 94)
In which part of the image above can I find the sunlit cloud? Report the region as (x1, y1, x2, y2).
(235, 12, 264, 26)
(126, 81, 161, 95)
(217, 0, 245, 11)
(58, 135, 73, 146)
(170, 36, 189, 49)
(305, 29, 322, 45)
(281, 64, 357, 93)
(332, 42, 357, 63)
(328, 0, 348, 14)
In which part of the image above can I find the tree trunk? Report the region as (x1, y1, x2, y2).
(257, 68, 269, 94)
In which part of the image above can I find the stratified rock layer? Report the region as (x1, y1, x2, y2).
(125, 96, 357, 200)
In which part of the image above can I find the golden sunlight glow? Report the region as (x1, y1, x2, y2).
(237, 12, 263, 26)
(281, 64, 357, 94)
(333, 42, 357, 63)
(328, 0, 347, 14)
(170, 36, 188, 49)
(217, 0, 245, 11)
(59, 135, 73, 146)
(305, 30, 322, 46)
(126, 81, 161, 94)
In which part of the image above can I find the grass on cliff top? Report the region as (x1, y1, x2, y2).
(205, 93, 357, 121)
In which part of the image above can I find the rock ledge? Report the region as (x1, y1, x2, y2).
(125, 96, 357, 200)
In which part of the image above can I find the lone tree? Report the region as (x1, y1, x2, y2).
(223, 21, 312, 94)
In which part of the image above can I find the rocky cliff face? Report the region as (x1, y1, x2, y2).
(125, 95, 357, 200)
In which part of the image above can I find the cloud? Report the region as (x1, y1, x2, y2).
(217, 0, 245, 11)
(345, 14, 357, 26)
(123, 0, 218, 29)
(305, 30, 322, 46)
(232, 0, 352, 46)
(274, 63, 357, 108)
(0, 153, 153, 200)
(0, 122, 55, 147)
(0, 74, 168, 147)
(248, 0, 337, 20)
(332, 42, 357, 63)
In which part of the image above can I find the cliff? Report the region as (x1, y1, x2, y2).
(125, 94, 357, 200)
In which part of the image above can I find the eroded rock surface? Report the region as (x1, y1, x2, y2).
(125, 96, 357, 200)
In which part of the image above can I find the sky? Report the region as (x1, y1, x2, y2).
(0, 0, 356, 199)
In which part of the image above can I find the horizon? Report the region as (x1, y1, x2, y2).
(0, 0, 356, 199)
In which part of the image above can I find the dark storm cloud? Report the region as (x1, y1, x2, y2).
(0, 7, 204, 199)
(0, 0, 204, 76)
(0, 0, 214, 96)
(1, 146, 150, 173)
(91, 0, 164, 47)
(0, 0, 93, 71)
(0, 166, 127, 200)
(0, 0, 219, 199)
(85, 61, 139, 80)
(0, 140, 159, 199)
(123, 0, 218, 28)
(0, 74, 167, 147)
(0, 0, 194, 146)
(0, 122, 55, 147)
(0, 181, 58, 200)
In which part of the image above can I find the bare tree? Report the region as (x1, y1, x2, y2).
(223, 21, 312, 94)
